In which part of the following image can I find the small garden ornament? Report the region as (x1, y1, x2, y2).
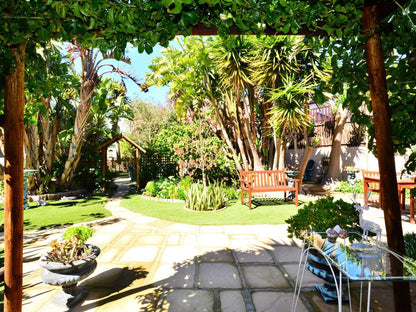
(39, 225, 100, 307)
(353, 192, 382, 243)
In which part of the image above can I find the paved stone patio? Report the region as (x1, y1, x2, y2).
(13, 178, 416, 311)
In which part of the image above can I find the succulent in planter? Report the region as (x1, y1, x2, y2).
(39, 225, 100, 308)
(45, 225, 95, 263)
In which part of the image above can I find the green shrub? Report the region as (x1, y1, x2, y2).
(404, 232, 416, 260)
(222, 185, 239, 200)
(144, 176, 192, 200)
(285, 196, 362, 241)
(185, 182, 227, 211)
(335, 180, 364, 194)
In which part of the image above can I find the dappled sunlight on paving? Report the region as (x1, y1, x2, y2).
(19, 178, 416, 311)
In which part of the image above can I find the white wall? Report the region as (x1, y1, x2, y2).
(285, 146, 411, 182)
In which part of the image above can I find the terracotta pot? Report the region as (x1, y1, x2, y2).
(39, 244, 100, 307)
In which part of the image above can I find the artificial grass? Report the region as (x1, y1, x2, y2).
(121, 194, 305, 225)
(0, 195, 111, 231)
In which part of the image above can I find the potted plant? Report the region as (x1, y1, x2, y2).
(285, 196, 362, 303)
(343, 166, 360, 186)
(39, 225, 100, 308)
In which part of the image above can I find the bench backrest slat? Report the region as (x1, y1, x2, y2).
(240, 170, 288, 187)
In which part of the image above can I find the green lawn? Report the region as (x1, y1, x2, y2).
(0, 195, 111, 231)
(121, 194, 305, 225)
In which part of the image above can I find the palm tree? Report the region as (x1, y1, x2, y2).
(268, 74, 316, 182)
(210, 36, 264, 170)
(60, 42, 142, 189)
(250, 35, 304, 169)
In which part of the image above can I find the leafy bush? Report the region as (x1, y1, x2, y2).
(144, 176, 192, 200)
(285, 196, 361, 241)
(222, 184, 239, 200)
(335, 180, 364, 194)
(185, 182, 227, 211)
(404, 232, 416, 261)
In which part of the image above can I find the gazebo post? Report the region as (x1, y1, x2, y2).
(101, 148, 107, 193)
(363, 4, 410, 311)
(4, 45, 25, 312)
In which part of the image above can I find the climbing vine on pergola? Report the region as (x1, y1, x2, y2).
(0, 1, 414, 311)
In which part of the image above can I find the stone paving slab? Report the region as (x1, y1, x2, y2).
(162, 289, 214, 312)
(235, 249, 274, 263)
(252, 291, 308, 312)
(242, 265, 291, 289)
(198, 263, 242, 288)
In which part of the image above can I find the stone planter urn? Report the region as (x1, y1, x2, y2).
(39, 244, 100, 307)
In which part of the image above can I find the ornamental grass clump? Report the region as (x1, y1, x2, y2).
(185, 181, 227, 211)
(45, 225, 94, 264)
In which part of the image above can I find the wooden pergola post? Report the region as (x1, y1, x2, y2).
(4, 45, 25, 312)
(363, 4, 411, 311)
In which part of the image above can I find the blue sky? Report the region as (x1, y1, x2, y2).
(120, 44, 170, 105)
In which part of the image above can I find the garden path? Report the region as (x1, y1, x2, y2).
(18, 178, 416, 311)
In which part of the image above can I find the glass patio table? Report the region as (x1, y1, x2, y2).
(291, 232, 416, 312)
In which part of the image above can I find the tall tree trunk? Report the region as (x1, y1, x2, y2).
(4, 44, 25, 312)
(363, 5, 410, 312)
(44, 99, 61, 174)
(23, 122, 39, 191)
(267, 137, 275, 169)
(295, 144, 314, 189)
(323, 105, 349, 184)
(214, 108, 242, 170)
(241, 98, 263, 170)
(275, 136, 286, 170)
(60, 78, 94, 188)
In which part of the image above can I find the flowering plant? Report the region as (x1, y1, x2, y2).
(343, 166, 360, 172)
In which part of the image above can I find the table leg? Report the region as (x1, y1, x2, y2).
(367, 282, 371, 312)
(398, 186, 405, 211)
(410, 193, 415, 224)
(338, 270, 342, 312)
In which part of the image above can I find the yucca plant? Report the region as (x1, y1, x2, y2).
(185, 181, 227, 211)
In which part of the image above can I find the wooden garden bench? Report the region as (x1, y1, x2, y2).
(239, 169, 299, 209)
(362, 170, 380, 208)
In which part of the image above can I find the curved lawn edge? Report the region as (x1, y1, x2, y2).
(120, 194, 303, 225)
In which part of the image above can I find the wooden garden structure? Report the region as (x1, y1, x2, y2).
(0, 1, 413, 311)
(95, 133, 145, 192)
